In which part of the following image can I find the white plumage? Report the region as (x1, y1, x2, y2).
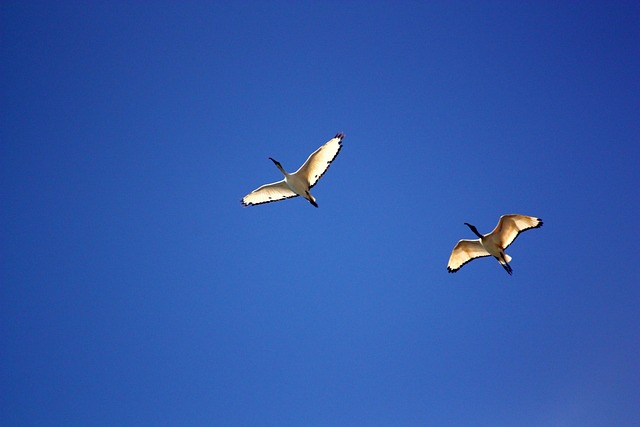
(447, 214, 543, 275)
(241, 133, 344, 208)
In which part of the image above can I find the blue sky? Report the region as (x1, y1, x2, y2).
(1, 1, 639, 426)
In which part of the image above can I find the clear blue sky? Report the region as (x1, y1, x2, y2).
(2, 1, 639, 426)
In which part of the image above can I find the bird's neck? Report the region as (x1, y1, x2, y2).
(270, 158, 287, 175)
(466, 224, 483, 239)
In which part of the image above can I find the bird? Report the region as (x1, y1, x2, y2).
(447, 214, 543, 275)
(241, 132, 344, 208)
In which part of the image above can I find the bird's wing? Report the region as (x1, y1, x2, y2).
(447, 239, 491, 272)
(491, 214, 543, 249)
(294, 132, 344, 189)
(241, 180, 298, 206)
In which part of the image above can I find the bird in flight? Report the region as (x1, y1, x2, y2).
(241, 132, 344, 208)
(447, 214, 543, 275)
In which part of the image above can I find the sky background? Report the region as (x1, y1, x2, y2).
(1, 1, 639, 426)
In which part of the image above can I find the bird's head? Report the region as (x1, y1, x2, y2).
(268, 157, 281, 167)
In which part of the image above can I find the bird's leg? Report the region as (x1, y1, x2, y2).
(305, 191, 318, 208)
(497, 253, 513, 275)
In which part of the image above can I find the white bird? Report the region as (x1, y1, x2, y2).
(241, 132, 344, 208)
(447, 214, 543, 275)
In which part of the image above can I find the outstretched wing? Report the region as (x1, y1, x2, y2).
(241, 180, 298, 206)
(491, 214, 543, 249)
(294, 132, 344, 189)
(447, 239, 491, 273)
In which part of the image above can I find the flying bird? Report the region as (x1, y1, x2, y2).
(447, 214, 543, 275)
(241, 132, 344, 208)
